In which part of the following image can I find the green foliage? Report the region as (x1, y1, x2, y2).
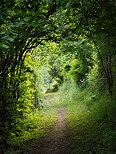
(9, 108, 57, 147)
(0, 1, 59, 152)
(35, 41, 65, 92)
(60, 39, 94, 86)
(69, 59, 87, 84)
(54, 0, 116, 96)
(46, 82, 59, 93)
(35, 82, 116, 153)
(37, 39, 94, 91)
(4, 92, 59, 153)
(86, 53, 99, 93)
(59, 82, 116, 153)
(0, 0, 116, 153)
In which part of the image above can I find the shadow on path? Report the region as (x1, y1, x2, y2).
(23, 107, 69, 154)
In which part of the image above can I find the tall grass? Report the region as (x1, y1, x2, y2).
(58, 82, 116, 153)
(7, 81, 116, 153)
(7, 96, 58, 153)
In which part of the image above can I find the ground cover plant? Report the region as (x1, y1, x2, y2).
(5, 100, 58, 153)
(60, 83, 116, 154)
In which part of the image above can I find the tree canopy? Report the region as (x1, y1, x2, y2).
(0, 0, 116, 153)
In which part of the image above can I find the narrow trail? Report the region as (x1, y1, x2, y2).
(25, 107, 68, 154)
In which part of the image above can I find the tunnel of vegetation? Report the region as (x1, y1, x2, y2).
(0, 0, 116, 153)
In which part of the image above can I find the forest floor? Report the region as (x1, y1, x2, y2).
(10, 91, 115, 154)
(19, 91, 102, 154)
(21, 106, 72, 154)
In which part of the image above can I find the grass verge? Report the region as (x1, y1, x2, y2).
(6, 94, 58, 154)
(64, 88, 116, 154)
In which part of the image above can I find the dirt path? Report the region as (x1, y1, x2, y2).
(24, 107, 68, 154)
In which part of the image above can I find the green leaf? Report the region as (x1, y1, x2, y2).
(7, 37, 14, 42)
(0, 31, 6, 35)
(2, 44, 9, 49)
(31, 22, 39, 27)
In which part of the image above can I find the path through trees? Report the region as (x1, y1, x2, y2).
(22, 107, 68, 154)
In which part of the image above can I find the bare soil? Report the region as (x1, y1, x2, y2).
(22, 107, 69, 154)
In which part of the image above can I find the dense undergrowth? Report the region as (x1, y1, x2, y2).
(45, 81, 116, 153)
(6, 81, 116, 154)
(6, 103, 58, 154)
(59, 82, 116, 154)
(29, 82, 116, 154)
